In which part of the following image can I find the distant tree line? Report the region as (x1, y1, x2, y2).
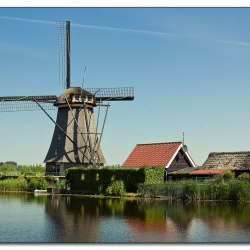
(0, 161, 45, 173)
(0, 161, 17, 167)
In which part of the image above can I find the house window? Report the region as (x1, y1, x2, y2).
(87, 96, 92, 101)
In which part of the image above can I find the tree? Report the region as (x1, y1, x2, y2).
(5, 161, 17, 167)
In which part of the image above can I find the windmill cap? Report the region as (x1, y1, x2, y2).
(55, 87, 93, 106)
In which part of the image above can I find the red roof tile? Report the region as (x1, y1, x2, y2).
(190, 169, 227, 175)
(123, 142, 182, 167)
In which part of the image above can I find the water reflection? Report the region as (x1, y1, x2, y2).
(1, 193, 250, 242)
(44, 196, 250, 242)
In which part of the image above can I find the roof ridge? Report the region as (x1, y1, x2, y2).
(210, 151, 250, 155)
(137, 141, 182, 146)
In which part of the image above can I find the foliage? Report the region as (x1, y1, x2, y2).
(228, 180, 249, 201)
(138, 178, 250, 201)
(0, 177, 28, 191)
(45, 175, 55, 182)
(18, 165, 45, 174)
(213, 171, 235, 182)
(26, 177, 49, 192)
(0, 164, 17, 172)
(66, 166, 165, 194)
(169, 172, 190, 180)
(105, 180, 126, 197)
(5, 161, 17, 167)
(237, 173, 250, 182)
(180, 180, 199, 200)
(221, 171, 235, 180)
(59, 179, 66, 189)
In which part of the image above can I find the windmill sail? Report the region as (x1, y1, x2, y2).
(86, 87, 134, 101)
(0, 95, 57, 112)
(57, 21, 70, 89)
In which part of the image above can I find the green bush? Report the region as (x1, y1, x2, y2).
(18, 165, 45, 174)
(212, 181, 230, 200)
(237, 173, 250, 182)
(27, 177, 48, 192)
(181, 180, 199, 200)
(222, 171, 235, 180)
(0, 178, 28, 191)
(214, 171, 235, 182)
(229, 180, 250, 201)
(105, 180, 126, 197)
(0, 164, 17, 172)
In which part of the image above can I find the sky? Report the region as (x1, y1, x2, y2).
(1, 7, 250, 166)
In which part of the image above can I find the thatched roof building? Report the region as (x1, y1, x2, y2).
(202, 151, 250, 174)
(202, 152, 250, 170)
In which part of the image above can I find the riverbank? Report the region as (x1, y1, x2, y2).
(1, 172, 250, 201)
(0, 177, 65, 192)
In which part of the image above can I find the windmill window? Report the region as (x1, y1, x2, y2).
(111, 175, 115, 181)
(55, 148, 58, 156)
(75, 95, 79, 101)
(87, 96, 92, 101)
(81, 174, 85, 180)
(58, 133, 61, 141)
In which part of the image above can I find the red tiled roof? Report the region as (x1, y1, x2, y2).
(190, 169, 227, 175)
(123, 142, 182, 167)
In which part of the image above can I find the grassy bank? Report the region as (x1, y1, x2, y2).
(0, 177, 66, 192)
(138, 178, 250, 201)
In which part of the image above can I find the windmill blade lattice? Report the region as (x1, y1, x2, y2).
(0, 95, 57, 112)
(86, 87, 134, 101)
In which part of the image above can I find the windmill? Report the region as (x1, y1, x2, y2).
(0, 21, 134, 175)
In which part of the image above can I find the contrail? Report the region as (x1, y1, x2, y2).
(210, 38, 250, 47)
(1, 16, 250, 47)
(0, 16, 56, 25)
(0, 16, 180, 37)
(72, 22, 180, 37)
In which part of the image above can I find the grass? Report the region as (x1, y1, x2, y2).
(138, 178, 250, 201)
(0, 177, 50, 192)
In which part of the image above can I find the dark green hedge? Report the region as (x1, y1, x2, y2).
(65, 166, 165, 193)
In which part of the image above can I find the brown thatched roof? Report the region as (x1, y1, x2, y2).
(202, 152, 250, 170)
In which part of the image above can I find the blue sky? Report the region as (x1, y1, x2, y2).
(1, 8, 250, 166)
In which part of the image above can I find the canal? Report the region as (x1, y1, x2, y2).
(0, 193, 250, 243)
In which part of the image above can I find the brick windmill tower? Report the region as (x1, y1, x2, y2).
(0, 21, 134, 175)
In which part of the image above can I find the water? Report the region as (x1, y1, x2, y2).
(0, 193, 250, 243)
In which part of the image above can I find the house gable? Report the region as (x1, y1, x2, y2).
(167, 149, 195, 173)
